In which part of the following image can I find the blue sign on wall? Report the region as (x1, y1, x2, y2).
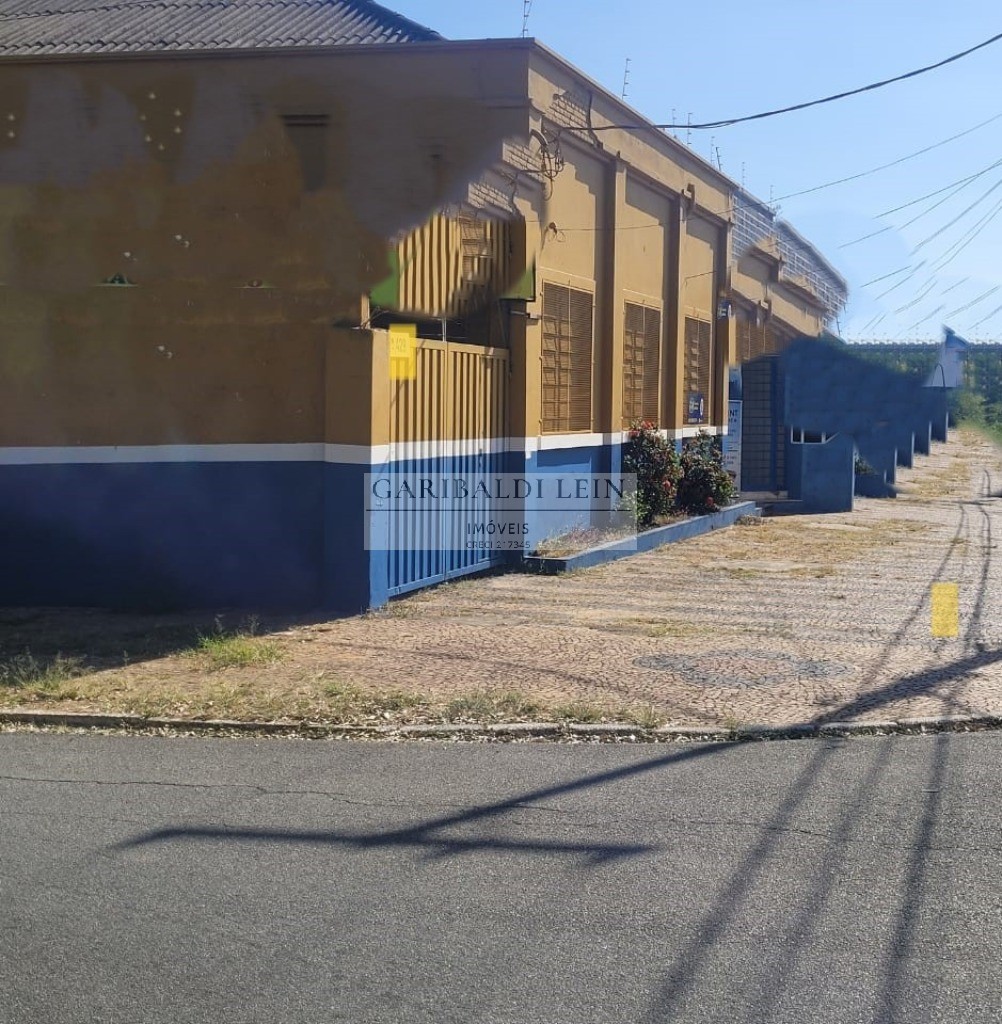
(687, 392, 705, 423)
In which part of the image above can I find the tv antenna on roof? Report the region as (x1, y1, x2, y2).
(622, 57, 631, 100)
(522, 0, 533, 37)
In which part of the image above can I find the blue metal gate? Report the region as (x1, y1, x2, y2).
(387, 341, 509, 597)
(740, 355, 786, 492)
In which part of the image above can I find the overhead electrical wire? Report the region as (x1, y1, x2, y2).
(873, 262, 927, 300)
(929, 195, 1002, 270)
(871, 205, 1002, 329)
(906, 305, 947, 332)
(875, 155, 1002, 218)
(892, 279, 938, 314)
(860, 265, 911, 288)
(944, 285, 1001, 318)
(909, 175, 1002, 253)
(577, 30, 1002, 131)
(840, 157, 1002, 249)
(841, 175, 981, 249)
(776, 111, 1002, 202)
(970, 302, 1002, 328)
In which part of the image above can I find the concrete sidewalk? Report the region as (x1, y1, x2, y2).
(301, 430, 1002, 728)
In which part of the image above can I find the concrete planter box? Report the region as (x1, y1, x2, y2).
(522, 500, 760, 575)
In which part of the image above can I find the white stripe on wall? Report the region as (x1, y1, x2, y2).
(0, 444, 328, 465)
(1, 428, 725, 466)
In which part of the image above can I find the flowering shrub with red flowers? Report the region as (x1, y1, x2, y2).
(623, 420, 682, 527)
(675, 430, 736, 514)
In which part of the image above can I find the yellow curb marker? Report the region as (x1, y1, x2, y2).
(389, 324, 417, 381)
(931, 582, 959, 638)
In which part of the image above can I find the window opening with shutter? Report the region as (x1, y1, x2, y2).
(541, 282, 594, 433)
(684, 316, 712, 424)
(622, 302, 661, 426)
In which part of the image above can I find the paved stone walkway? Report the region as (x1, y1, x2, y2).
(294, 430, 1002, 727)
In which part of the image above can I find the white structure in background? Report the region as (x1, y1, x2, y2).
(722, 366, 742, 491)
(924, 327, 969, 389)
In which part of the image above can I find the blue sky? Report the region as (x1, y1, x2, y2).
(390, 0, 1002, 342)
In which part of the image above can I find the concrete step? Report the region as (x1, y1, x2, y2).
(758, 498, 806, 517)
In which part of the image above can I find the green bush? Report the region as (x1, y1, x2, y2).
(623, 420, 682, 528)
(675, 431, 736, 514)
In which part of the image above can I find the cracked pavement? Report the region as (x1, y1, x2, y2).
(3, 730, 1002, 1023)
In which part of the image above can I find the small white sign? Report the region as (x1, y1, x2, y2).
(722, 399, 742, 491)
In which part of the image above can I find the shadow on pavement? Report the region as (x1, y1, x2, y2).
(110, 481, 997, 1021)
(113, 739, 733, 864)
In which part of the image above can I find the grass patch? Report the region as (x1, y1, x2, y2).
(443, 690, 540, 723)
(533, 525, 637, 558)
(683, 515, 929, 575)
(904, 462, 973, 498)
(116, 685, 312, 722)
(645, 620, 716, 639)
(192, 618, 283, 671)
(625, 704, 667, 729)
(602, 617, 714, 638)
(553, 701, 606, 723)
(0, 652, 85, 691)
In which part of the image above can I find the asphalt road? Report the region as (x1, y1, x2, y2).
(2, 731, 1001, 1024)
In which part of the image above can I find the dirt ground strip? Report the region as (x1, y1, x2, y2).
(3, 428, 1002, 729)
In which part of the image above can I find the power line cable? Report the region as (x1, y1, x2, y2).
(860, 265, 911, 288)
(910, 175, 1002, 253)
(776, 111, 1002, 202)
(929, 195, 1002, 270)
(840, 157, 1002, 249)
(945, 285, 1001, 318)
(906, 304, 947, 332)
(893, 279, 938, 315)
(576, 30, 1002, 131)
(875, 155, 1002, 218)
(841, 175, 977, 249)
(970, 302, 1002, 328)
(873, 262, 927, 299)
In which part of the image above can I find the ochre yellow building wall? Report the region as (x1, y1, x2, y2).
(520, 50, 738, 438)
(0, 45, 531, 450)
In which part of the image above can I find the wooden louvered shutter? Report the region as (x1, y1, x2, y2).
(738, 317, 774, 361)
(542, 283, 570, 433)
(738, 318, 751, 363)
(622, 302, 661, 427)
(752, 321, 767, 359)
(542, 283, 593, 433)
(568, 286, 594, 431)
(642, 306, 661, 423)
(684, 316, 712, 424)
(622, 302, 645, 426)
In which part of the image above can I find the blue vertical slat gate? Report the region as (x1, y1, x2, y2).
(740, 355, 786, 492)
(387, 341, 509, 597)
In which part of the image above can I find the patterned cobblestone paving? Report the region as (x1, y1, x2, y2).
(294, 431, 1002, 727)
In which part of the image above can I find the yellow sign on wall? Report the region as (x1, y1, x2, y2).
(389, 324, 417, 381)
(930, 582, 959, 638)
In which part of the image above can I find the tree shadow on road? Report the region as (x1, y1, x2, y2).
(111, 486, 999, 1022)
